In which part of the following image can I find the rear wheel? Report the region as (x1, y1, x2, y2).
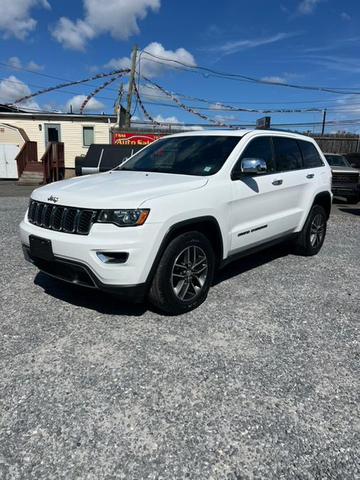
(148, 231, 215, 314)
(294, 204, 327, 256)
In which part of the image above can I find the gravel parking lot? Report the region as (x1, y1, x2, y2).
(0, 189, 359, 479)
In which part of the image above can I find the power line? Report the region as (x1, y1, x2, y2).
(2, 59, 345, 107)
(131, 118, 360, 128)
(141, 50, 360, 95)
(142, 76, 231, 127)
(2, 59, 353, 112)
(133, 86, 341, 105)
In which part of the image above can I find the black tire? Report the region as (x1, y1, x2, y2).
(294, 204, 327, 256)
(346, 195, 359, 205)
(148, 231, 215, 315)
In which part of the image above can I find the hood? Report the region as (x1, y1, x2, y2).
(31, 170, 208, 209)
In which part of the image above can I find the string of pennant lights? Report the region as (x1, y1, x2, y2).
(4, 58, 326, 127)
(142, 76, 231, 128)
(7, 69, 131, 107)
(79, 73, 126, 114)
(138, 81, 323, 114)
(133, 81, 161, 126)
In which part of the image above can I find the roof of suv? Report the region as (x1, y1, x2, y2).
(167, 129, 315, 141)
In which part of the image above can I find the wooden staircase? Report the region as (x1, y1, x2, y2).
(16, 142, 41, 185)
(16, 141, 65, 185)
(18, 162, 44, 186)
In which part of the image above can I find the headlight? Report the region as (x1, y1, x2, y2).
(97, 209, 150, 227)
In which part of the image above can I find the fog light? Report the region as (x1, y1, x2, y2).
(96, 252, 129, 264)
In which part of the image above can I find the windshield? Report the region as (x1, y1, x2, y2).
(325, 154, 350, 167)
(118, 135, 241, 176)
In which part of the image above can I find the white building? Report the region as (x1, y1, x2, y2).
(0, 105, 126, 179)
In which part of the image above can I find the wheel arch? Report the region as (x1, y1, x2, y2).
(312, 191, 332, 219)
(146, 216, 224, 285)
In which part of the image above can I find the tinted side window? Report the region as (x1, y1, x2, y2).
(235, 137, 275, 174)
(298, 141, 324, 168)
(273, 137, 302, 172)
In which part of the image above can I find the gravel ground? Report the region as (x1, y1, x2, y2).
(0, 196, 359, 480)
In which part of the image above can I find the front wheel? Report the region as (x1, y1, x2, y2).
(294, 204, 327, 256)
(148, 231, 215, 315)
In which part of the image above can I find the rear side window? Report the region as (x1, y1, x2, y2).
(236, 136, 275, 173)
(298, 141, 324, 168)
(273, 137, 302, 172)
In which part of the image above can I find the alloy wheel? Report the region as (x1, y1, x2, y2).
(310, 213, 325, 248)
(171, 246, 208, 301)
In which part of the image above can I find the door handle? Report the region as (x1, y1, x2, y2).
(272, 179, 283, 186)
(306, 173, 315, 179)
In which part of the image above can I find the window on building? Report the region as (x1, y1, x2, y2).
(298, 140, 324, 168)
(83, 126, 94, 146)
(273, 137, 303, 172)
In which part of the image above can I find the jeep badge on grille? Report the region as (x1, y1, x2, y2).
(48, 196, 59, 203)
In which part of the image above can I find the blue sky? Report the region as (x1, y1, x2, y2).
(0, 0, 359, 132)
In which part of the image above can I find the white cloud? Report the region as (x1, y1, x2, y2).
(0, 75, 39, 110)
(153, 114, 181, 124)
(8, 56, 44, 72)
(134, 114, 203, 131)
(336, 95, 360, 115)
(214, 114, 237, 123)
(210, 102, 225, 111)
(7, 57, 22, 69)
(52, 18, 95, 51)
(53, 0, 160, 51)
(206, 33, 299, 56)
(104, 42, 196, 78)
(27, 60, 44, 72)
(297, 0, 322, 15)
(65, 95, 105, 113)
(341, 12, 351, 21)
(0, 0, 50, 40)
(304, 55, 360, 73)
(261, 76, 287, 84)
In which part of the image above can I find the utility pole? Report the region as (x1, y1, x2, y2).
(321, 108, 327, 136)
(116, 83, 124, 128)
(125, 44, 138, 128)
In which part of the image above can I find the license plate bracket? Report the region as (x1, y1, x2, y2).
(29, 235, 54, 261)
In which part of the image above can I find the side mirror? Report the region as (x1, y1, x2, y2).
(231, 158, 268, 180)
(241, 158, 267, 174)
(232, 157, 268, 180)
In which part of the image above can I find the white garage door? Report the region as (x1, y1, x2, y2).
(0, 144, 20, 179)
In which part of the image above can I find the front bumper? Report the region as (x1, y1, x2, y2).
(20, 216, 163, 287)
(331, 184, 359, 197)
(22, 245, 148, 301)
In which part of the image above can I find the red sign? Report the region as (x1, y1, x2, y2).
(112, 132, 164, 146)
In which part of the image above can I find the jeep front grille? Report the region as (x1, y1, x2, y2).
(28, 200, 97, 235)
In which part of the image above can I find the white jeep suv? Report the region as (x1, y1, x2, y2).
(20, 129, 332, 314)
